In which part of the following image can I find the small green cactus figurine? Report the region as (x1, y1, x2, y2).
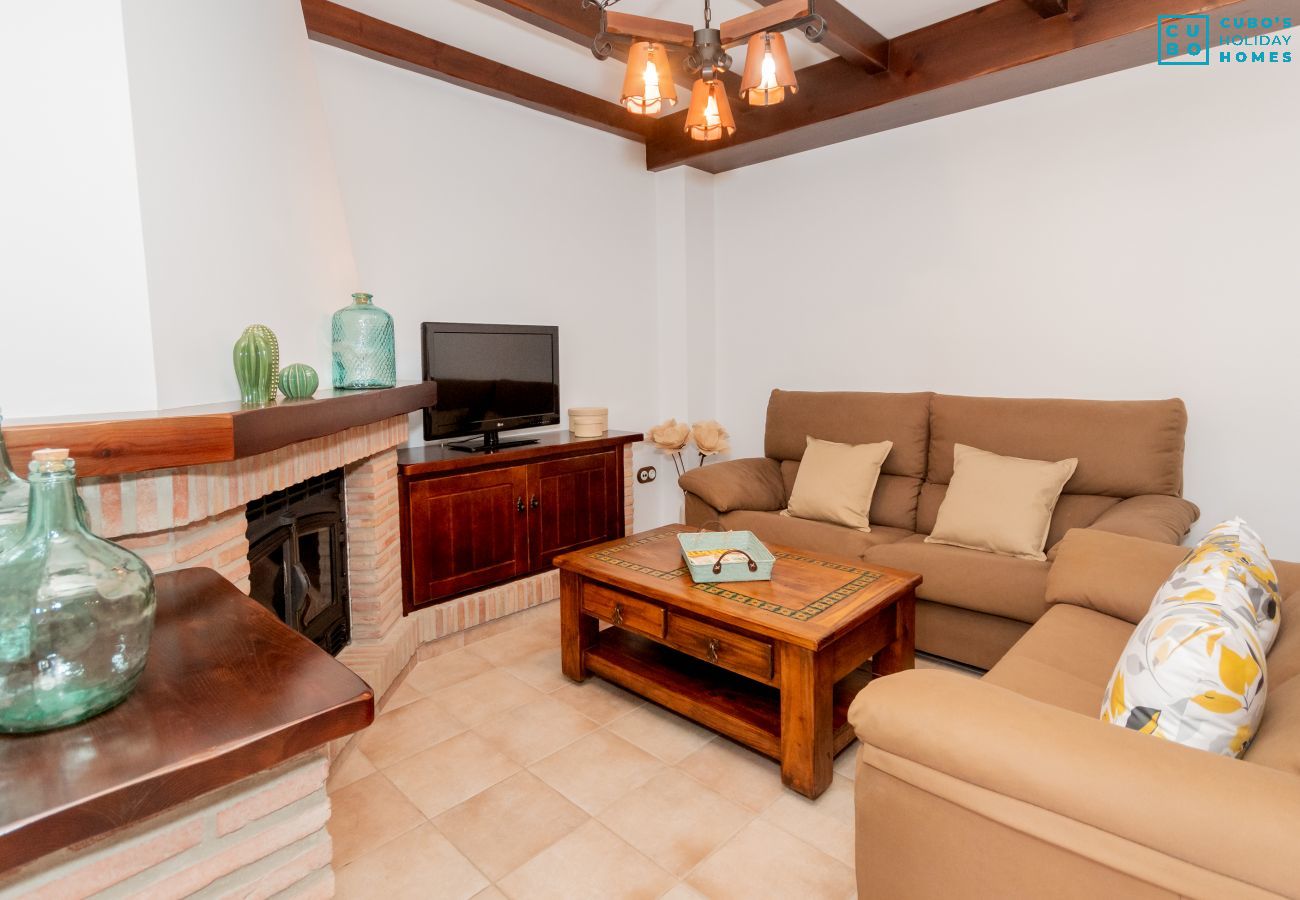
(233, 326, 274, 405)
(244, 324, 280, 397)
(280, 363, 319, 400)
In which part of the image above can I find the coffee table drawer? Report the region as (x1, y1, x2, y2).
(582, 584, 665, 638)
(666, 613, 773, 681)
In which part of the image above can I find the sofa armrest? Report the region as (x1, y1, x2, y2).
(677, 457, 785, 514)
(850, 670, 1300, 897)
(1084, 494, 1200, 545)
(1045, 528, 1187, 624)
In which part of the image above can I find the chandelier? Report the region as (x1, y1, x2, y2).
(582, 0, 826, 141)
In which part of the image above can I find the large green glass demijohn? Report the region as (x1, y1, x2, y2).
(0, 408, 30, 555)
(332, 293, 396, 389)
(0, 449, 156, 733)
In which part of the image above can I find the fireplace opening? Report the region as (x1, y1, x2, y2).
(246, 469, 351, 655)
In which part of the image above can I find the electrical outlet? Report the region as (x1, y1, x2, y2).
(636, 466, 657, 484)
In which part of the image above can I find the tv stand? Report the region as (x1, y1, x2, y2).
(447, 431, 540, 453)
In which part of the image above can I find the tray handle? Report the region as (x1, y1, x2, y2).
(712, 549, 759, 575)
(698, 519, 727, 533)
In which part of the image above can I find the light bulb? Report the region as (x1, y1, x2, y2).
(704, 93, 720, 128)
(758, 47, 779, 92)
(642, 56, 662, 114)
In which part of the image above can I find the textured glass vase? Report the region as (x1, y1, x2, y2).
(332, 293, 396, 389)
(0, 450, 156, 733)
(0, 410, 29, 555)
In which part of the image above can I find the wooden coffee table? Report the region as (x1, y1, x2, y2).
(555, 525, 921, 799)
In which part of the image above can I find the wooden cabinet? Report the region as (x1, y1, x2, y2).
(398, 432, 640, 613)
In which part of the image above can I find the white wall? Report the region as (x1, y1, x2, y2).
(711, 42, 1300, 555)
(308, 42, 676, 524)
(0, 4, 157, 418)
(120, 0, 358, 407)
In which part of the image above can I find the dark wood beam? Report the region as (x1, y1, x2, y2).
(751, 0, 889, 71)
(302, 0, 652, 142)
(1022, 0, 1069, 17)
(648, 0, 1299, 173)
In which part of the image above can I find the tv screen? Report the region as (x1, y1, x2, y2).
(422, 323, 559, 442)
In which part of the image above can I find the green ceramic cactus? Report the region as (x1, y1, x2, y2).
(279, 363, 319, 400)
(233, 326, 274, 405)
(244, 324, 280, 397)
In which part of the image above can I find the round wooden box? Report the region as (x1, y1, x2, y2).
(568, 407, 608, 438)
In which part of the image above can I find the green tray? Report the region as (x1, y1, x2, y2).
(677, 530, 775, 583)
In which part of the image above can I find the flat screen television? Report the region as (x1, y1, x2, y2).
(421, 322, 560, 452)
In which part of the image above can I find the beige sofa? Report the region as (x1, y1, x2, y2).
(848, 529, 1300, 899)
(679, 390, 1199, 668)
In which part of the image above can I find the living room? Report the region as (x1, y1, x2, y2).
(2, 1, 1297, 898)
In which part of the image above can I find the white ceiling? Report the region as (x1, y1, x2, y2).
(340, 0, 990, 109)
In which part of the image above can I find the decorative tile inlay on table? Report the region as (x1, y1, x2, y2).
(588, 530, 883, 621)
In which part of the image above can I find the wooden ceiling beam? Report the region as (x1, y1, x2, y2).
(648, 0, 1299, 173)
(749, 0, 889, 71)
(1022, 0, 1069, 17)
(301, 0, 653, 143)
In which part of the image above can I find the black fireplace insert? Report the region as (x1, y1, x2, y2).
(245, 469, 351, 656)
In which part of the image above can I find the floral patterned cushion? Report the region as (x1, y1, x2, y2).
(1100, 521, 1275, 758)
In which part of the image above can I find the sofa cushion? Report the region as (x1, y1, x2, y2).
(782, 461, 920, 532)
(679, 457, 785, 513)
(1047, 530, 1188, 625)
(925, 444, 1077, 561)
(1101, 552, 1268, 758)
(784, 437, 892, 532)
(1244, 676, 1300, 774)
(916, 600, 1030, 671)
(1187, 518, 1282, 652)
(863, 536, 1051, 624)
(984, 604, 1135, 716)
(764, 389, 931, 478)
(927, 394, 1188, 498)
(719, 509, 912, 562)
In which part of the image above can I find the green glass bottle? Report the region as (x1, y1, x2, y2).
(0, 449, 156, 733)
(0, 409, 30, 555)
(332, 293, 396, 389)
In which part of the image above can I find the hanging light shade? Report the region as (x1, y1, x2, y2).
(740, 32, 797, 106)
(684, 78, 736, 142)
(621, 42, 677, 115)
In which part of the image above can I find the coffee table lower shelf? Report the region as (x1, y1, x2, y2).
(585, 628, 867, 762)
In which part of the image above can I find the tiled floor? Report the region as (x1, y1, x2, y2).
(327, 601, 963, 900)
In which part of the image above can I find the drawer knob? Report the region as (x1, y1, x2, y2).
(707, 638, 720, 664)
(612, 602, 624, 626)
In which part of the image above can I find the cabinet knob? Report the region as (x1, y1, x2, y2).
(612, 603, 624, 626)
(707, 638, 721, 664)
(517, 497, 525, 513)
(530, 495, 540, 510)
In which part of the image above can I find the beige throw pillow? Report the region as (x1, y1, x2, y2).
(782, 437, 892, 532)
(925, 444, 1077, 561)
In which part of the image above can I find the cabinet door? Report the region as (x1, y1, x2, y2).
(407, 467, 530, 606)
(527, 451, 620, 571)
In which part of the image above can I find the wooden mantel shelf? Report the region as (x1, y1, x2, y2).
(2, 382, 435, 478)
(0, 569, 374, 875)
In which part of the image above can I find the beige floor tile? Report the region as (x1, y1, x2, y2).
(385, 731, 521, 818)
(677, 740, 786, 813)
(334, 822, 488, 900)
(378, 679, 425, 714)
(529, 730, 664, 815)
(834, 740, 860, 781)
(497, 819, 674, 900)
(357, 695, 468, 769)
(465, 624, 557, 667)
(659, 884, 708, 900)
(405, 648, 496, 694)
(327, 746, 377, 794)
(473, 694, 599, 766)
(761, 773, 857, 868)
(326, 772, 425, 868)
(597, 769, 752, 877)
(417, 631, 466, 660)
(433, 770, 589, 881)
(551, 678, 644, 725)
(471, 888, 508, 900)
(462, 614, 529, 647)
(686, 818, 856, 900)
(606, 703, 715, 764)
(432, 668, 545, 726)
(503, 647, 569, 693)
